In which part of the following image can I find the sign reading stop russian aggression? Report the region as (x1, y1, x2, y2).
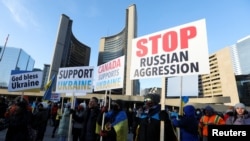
(94, 55, 125, 91)
(55, 66, 94, 93)
(8, 71, 43, 92)
(130, 19, 210, 79)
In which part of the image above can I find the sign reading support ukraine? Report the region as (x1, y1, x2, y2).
(55, 66, 94, 93)
(8, 70, 43, 92)
(94, 55, 125, 91)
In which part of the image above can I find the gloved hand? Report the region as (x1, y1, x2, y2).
(101, 106, 108, 113)
(159, 110, 168, 121)
(100, 130, 108, 137)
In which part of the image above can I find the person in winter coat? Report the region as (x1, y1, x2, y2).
(136, 94, 177, 141)
(97, 99, 128, 141)
(80, 97, 100, 141)
(57, 103, 71, 141)
(172, 105, 199, 141)
(226, 103, 250, 125)
(32, 102, 49, 141)
(71, 103, 84, 141)
(51, 103, 62, 138)
(5, 96, 33, 141)
(199, 105, 225, 141)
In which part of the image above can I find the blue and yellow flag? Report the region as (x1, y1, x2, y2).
(180, 96, 189, 115)
(43, 74, 56, 100)
(181, 96, 189, 105)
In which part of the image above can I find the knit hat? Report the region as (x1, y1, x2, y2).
(204, 105, 214, 112)
(234, 103, 245, 109)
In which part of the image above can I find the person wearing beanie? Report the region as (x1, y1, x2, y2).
(199, 105, 225, 141)
(226, 102, 250, 125)
(171, 105, 199, 141)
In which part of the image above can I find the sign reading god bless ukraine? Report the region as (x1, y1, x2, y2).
(130, 19, 210, 79)
(94, 55, 125, 91)
(8, 71, 43, 92)
(55, 66, 94, 93)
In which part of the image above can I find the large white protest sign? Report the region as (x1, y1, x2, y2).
(94, 55, 125, 91)
(130, 19, 210, 79)
(8, 71, 43, 92)
(55, 66, 94, 93)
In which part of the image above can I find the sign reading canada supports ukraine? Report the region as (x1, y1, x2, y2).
(130, 19, 210, 79)
(8, 71, 43, 92)
(56, 66, 94, 93)
(94, 56, 125, 91)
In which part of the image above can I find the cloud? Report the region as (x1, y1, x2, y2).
(1, 0, 39, 28)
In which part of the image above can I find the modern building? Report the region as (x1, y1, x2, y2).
(40, 64, 50, 90)
(48, 14, 91, 81)
(199, 35, 250, 106)
(232, 35, 250, 75)
(97, 4, 140, 95)
(0, 46, 35, 88)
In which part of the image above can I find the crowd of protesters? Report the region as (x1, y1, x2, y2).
(0, 94, 250, 141)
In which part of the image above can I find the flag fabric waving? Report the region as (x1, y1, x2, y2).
(43, 74, 56, 100)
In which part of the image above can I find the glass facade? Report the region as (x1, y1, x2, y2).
(99, 29, 126, 65)
(236, 75, 250, 106)
(0, 46, 34, 88)
(235, 36, 250, 75)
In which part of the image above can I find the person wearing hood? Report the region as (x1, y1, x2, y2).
(57, 102, 72, 141)
(226, 103, 250, 125)
(199, 105, 225, 141)
(135, 94, 177, 141)
(171, 105, 199, 141)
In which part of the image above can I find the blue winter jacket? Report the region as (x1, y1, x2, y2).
(172, 105, 199, 141)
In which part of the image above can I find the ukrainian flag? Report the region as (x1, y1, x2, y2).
(180, 96, 189, 115)
(43, 74, 56, 100)
(181, 96, 189, 105)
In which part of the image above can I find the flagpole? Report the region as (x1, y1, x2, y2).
(160, 77, 166, 141)
(21, 92, 24, 101)
(177, 76, 183, 141)
(68, 93, 75, 141)
(108, 90, 111, 111)
(100, 90, 107, 141)
(0, 34, 9, 62)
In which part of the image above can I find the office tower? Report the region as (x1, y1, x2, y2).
(0, 46, 35, 88)
(41, 64, 50, 90)
(199, 34, 250, 106)
(97, 4, 140, 95)
(231, 36, 250, 105)
(199, 47, 239, 105)
(48, 14, 91, 80)
(231, 36, 250, 75)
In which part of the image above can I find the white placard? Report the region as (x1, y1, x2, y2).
(94, 56, 125, 91)
(130, 19, 210, 79)
(8, 71, 43, 92)
(56, 66, 94, 93)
